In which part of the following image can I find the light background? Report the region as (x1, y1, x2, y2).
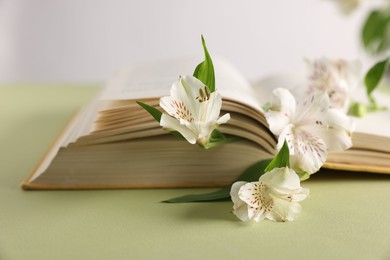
(0, 0, 381, 84)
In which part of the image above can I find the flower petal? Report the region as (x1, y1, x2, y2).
(217, 113, 231, 124)
(260, 167, 301, 191)
(238, 181, 274, 220)
(294, 92, 329, 126)
(252, 208, 267, 222)
(265, 88, 296, 135)
(271, 88, 297, 116)
(266, 199, 301, 222)
(238, 182, 263, 209)
(236, 182, 273, 222)
(231, 181, 251, 222)
(160, 114, 197, 144)
(160, 96, 178, 118)
(265, 110, 291, 136)
(173, 76, 207, 122)
(291, 129, 328, 174)
(324, 109, 354, 151)
(260, 168, 309, 203)
(203, 92, 223, 123)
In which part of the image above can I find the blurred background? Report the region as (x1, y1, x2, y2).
(0, 0, 382, 84)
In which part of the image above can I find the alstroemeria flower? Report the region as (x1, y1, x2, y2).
(265, 88, 354, 176)
(230, 167, 309, 222)
(306, 58, 360, 111)
(160, 75, 230, 145)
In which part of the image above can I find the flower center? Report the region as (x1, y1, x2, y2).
(196, 86, 211, 103)
(170, 100, 194, 123)
(252, 182, 274, 214)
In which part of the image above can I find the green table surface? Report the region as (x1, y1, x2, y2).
(1, 85, 390, 260)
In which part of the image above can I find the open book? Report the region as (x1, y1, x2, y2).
(22, 58, 390, 190)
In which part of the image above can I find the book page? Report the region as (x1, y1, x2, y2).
(101, 57, 263, 112)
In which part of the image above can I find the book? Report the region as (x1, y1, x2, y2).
(21, 58, 390, 190)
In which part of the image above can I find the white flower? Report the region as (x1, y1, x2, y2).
(305, 58, 360, 111)
(265, 88, 354, 175)
(159, 75, 230, 145)
(230, 167, 309, 222)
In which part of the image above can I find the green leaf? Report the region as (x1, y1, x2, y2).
(264, 140, 290, 172)
(162, 186, 231, 203)
(136, 101, 162, 122)
(162, 159, 272, 203)
(365, 58, 389, 97)
(200, 129, 240, 149)
(170, 131, 185, 139)
(362, 10, 390, 54)
(193, 35, 215, 93)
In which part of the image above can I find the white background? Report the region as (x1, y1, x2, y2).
(0, 0, 380, 84)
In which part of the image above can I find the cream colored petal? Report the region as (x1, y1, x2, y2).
(231, 182, 251, 222)
(265, 88, 296, 135)
(294, 92, 329, 126)
(291, 128, 328, 174)
(203, 92, 223, 123)
(265, 110, 291, 136)
(252, 208, 267, 222)
(267, 199, 301, 222)
(160, 114, 196, 144)
(175, 76, 207, 121)
(260, 167, 303, 191)
(217, 113, 230, 125)
(324, 109, 354, 151)
(159, 96, 176, 117)
(271, 88, 297, 117)
(277, 123, 295, 152)
(238, 182, 263, 209)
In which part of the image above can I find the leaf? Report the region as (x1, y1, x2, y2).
(264, 140, 290, 172)
(162, 186, 231, 203)
(136, 101, 162, 122)
(162, 159, 272, 203)
(193, 35, 215, 93)
(364, 58, 389, 97)
(200, 129, 240, 149)
(170, 131, 185, 139)
(362, 10, 390, 54)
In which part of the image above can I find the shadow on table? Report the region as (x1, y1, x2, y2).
(180, 200, 237, 222)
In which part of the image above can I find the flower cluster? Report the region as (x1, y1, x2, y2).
(230, 58, 355, 223)
(140, 38, 357, 224)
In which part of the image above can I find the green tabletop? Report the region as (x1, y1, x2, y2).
(1, 85, 390, 260)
